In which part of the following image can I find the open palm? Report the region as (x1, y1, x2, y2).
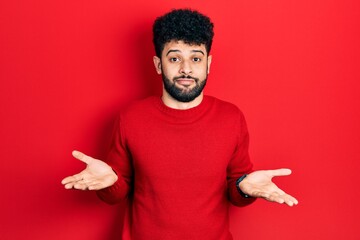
(61, 151, 118, 190)
(239, 169, 298, 206)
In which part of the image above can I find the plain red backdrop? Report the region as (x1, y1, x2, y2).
(1, 0, 359, 239)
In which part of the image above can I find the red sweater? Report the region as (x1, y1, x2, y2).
(97, 95, 255, 240)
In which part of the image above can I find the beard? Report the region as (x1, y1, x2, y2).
(162, 72, 207, 103)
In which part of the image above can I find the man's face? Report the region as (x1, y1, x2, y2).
(153, 40, 212, 102)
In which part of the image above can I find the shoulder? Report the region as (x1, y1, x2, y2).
(119, 96, 159, 121)
(205, 96, 249, 138)
(122, 96, 158, 113)
(206, 95, 245, 118)
(125, 96, 157, 111)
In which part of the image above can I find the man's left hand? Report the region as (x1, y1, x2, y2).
(239, 169, 299, 207)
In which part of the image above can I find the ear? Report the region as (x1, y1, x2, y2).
(153, 56, 162, 75)
(207, 55, 212, 74)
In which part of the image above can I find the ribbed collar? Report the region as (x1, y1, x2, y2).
(153, 95, 214, 124)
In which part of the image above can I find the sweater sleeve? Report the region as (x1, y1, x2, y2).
(96, 115, 133, 204)
(226, 110, 256, 207)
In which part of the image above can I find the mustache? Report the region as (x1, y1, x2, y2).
(173, 75, 199, 82)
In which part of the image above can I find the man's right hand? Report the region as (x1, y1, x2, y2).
(61, 150, 118, 190)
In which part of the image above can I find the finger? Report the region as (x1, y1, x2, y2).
(255, 191, 285, 204)
(61, 173, 84, 185)
(64, 179, 90, 190)
(276, 188, 285, 195)
(268, 193, 299, 206)
(73, 182, 89, 191)
(88, 182, 104, 190)
(254, 189, 299, 206)
(77, 180, 106, 191)
(282, 196, 295, 206)
(61, 177, 72, 185)
(64, 182, 75, 189)
(285, 194, 299, 206)
(72, 150, 93, 164)
(267, 168, 292, 177)
(252, 191, 271, 200)
(284, 198, 295, 207)
(276, 193, 299, 206)
(79, 178, 103, 189)
(262, 191, 285, 204)
(272, 197, 285, 204)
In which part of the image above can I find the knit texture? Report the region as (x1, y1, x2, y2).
(97, 95, 255, 240)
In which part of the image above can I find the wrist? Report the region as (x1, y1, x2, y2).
(236, 174, 251, 198)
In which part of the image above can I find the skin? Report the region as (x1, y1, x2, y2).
(62, 41, 299, 207)
(153, 40, 212, 110)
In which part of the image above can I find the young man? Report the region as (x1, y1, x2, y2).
(62, 9, 298, 240)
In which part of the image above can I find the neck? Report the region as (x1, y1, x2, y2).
(161, 90, 204, 110)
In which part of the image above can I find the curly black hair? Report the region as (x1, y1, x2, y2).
(153, 9, 214, 57)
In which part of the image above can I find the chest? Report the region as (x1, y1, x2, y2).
(126, 121, 238, 179)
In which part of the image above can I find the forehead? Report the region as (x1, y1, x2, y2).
(162, 40, 207, 56)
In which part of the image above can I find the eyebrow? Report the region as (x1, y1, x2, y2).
(166, 49, 205, 56)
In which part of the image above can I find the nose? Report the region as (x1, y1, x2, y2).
(179, 60, 192, 75)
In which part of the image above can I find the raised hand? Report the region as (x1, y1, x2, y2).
(61, 150, 118, 190)
(239, 169, 299, 207)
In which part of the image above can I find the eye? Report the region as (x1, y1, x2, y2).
(193, 57, 201, 62)
(170, 57, 180, 62)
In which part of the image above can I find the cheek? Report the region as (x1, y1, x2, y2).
(162, 64, 178, 77)
(197, 65, 208, 76)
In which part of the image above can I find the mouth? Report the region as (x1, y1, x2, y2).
(175, 78, 194, 86)
(174, 76, 197, 87)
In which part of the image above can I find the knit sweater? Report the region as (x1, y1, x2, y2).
(97, 95, 255, 240)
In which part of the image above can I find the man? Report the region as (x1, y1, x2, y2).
(62, 9, 298, 240)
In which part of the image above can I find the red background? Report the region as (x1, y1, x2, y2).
(1, 0, 359, 239)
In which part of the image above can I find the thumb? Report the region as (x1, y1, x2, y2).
(267, 168, 292, 177)
(72, 150, 93, 165)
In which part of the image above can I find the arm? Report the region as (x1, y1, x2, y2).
(62, 115, 133, 204)
(226, 111, 256, 207)
(227, 110, 298, 207)
(96, 115, 134, 204)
